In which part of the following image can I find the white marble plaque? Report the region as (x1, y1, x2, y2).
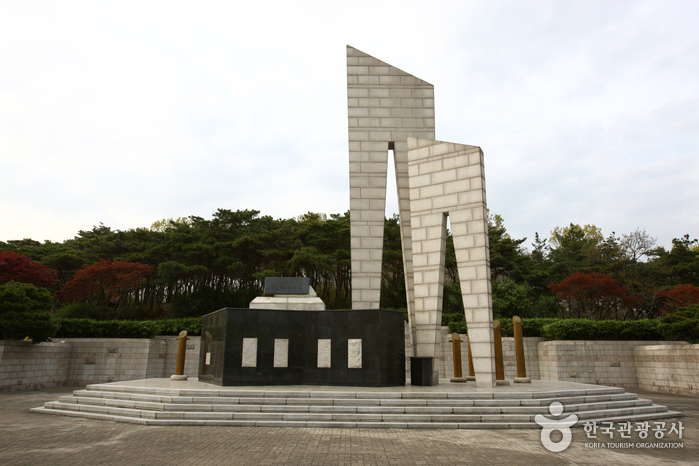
(241, 338, 258, 367)
(317, 339, 331, 368)
(348, 339, 362, 369)
(205, 352, 211, 365)
(274, 339, 289, 368)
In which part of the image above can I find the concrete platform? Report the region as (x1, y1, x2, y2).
(3, 385, 695, 465)
(30, 377, 681, 429)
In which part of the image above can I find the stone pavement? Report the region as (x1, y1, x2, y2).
(1, 386, 697, 465)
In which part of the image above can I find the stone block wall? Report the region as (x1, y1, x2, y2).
(0, 336, 201, 392)
(502, 337, 542, 380)
(536, 340, 685, 388)
(635, 344, 699, 396)
(407, 137, 495, 387)
(3, 334, 697, 396)
(347, 45, 435, 314)
(0, 340, 72, 392)
(62, 338, 172, 385)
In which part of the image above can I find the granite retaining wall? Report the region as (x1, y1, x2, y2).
(2, 330, 697, 396)
(0, 336, 201, 392)
(634, 344, 699, 396)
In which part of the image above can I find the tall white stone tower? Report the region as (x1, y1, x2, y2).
(347, 45, 435, 316)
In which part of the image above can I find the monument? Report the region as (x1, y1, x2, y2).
(31, 46, 680, 430)
(249, 277, 326, 310)
(348, 47, 496, 387)
(198, 46, 495, 388)
(199, 277, 405, 386)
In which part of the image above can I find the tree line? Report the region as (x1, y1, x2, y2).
(1, 208, 698, 323)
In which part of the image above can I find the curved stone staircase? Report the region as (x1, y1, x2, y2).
(30, 380, 681, 429)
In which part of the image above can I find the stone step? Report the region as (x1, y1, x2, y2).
(32, 381, 679, 430)
(29, 405, 682, 429)
(30, 406, 148, 425)
(81, 384, 626, 401)
(54, 393, 654, 418)
(69, 388, 639, 408)
(38, 398, 668, 424)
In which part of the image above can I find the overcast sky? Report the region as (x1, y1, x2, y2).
(2, 1, 697, 251)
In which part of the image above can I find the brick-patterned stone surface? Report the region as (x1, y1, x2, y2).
(1, 336, 201, 391)
(63, 338, 164, 384)
(0, 340, 71, 392)
(347, 45, 435, 314)
(635, 344, 699, 396)
(537, 340, 685, 388)
(407, 137, 495, 388)
(3, 334, 695, 397)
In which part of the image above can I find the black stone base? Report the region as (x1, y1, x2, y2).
(410, 357, 434, 386)
(199, 308, 406, 387)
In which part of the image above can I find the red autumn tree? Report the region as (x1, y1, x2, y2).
(56, 259, 156, 319)
(0, 250, 57, 288)
(657, 284, 699, 315)
(548, 271, 637, 320)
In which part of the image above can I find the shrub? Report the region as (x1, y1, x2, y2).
(658, 305, 699, 343)
(443, 312, 466, 333)
(446, 316, 561, 337)
(154, 318, 203, 336)
(498, 318, 561, 338)
(0, 281, 56, 342)
(541, 319, 663, 341)
(52, 317, 202, 339)
(492, 278, 530, 318)
(55, 301, 98, 319)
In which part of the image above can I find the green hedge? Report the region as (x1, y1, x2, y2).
(540, 319, 663, 341)
(498, 318, 561, 338)
(444, 315, 666, 341)
(52, 317, 202, 339)
(446, 316, 560, 337)
(658, 305, 699, 343)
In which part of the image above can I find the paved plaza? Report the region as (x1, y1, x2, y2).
(1, 385, 697, 465)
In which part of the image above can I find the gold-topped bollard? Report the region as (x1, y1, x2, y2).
(493, 320, 510, 386)
(449, 332, 467, 382)
(512, 316, 531, 383)
(465, 334, 476, 381)
(170, 330, 189, 381)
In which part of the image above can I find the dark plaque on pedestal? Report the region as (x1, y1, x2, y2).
(264, 277, 310, 295)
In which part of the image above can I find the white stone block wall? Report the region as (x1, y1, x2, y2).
(634, 344, 699, 396)
(537, 340, 685, 388)
(0, 336, 201, 391)
(0, 340, 72, 392)
(63, 338, 163, 384)
(407, 137, 495, 388)
(3, 335, 696, 395)
(347, 46, 435, 315)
